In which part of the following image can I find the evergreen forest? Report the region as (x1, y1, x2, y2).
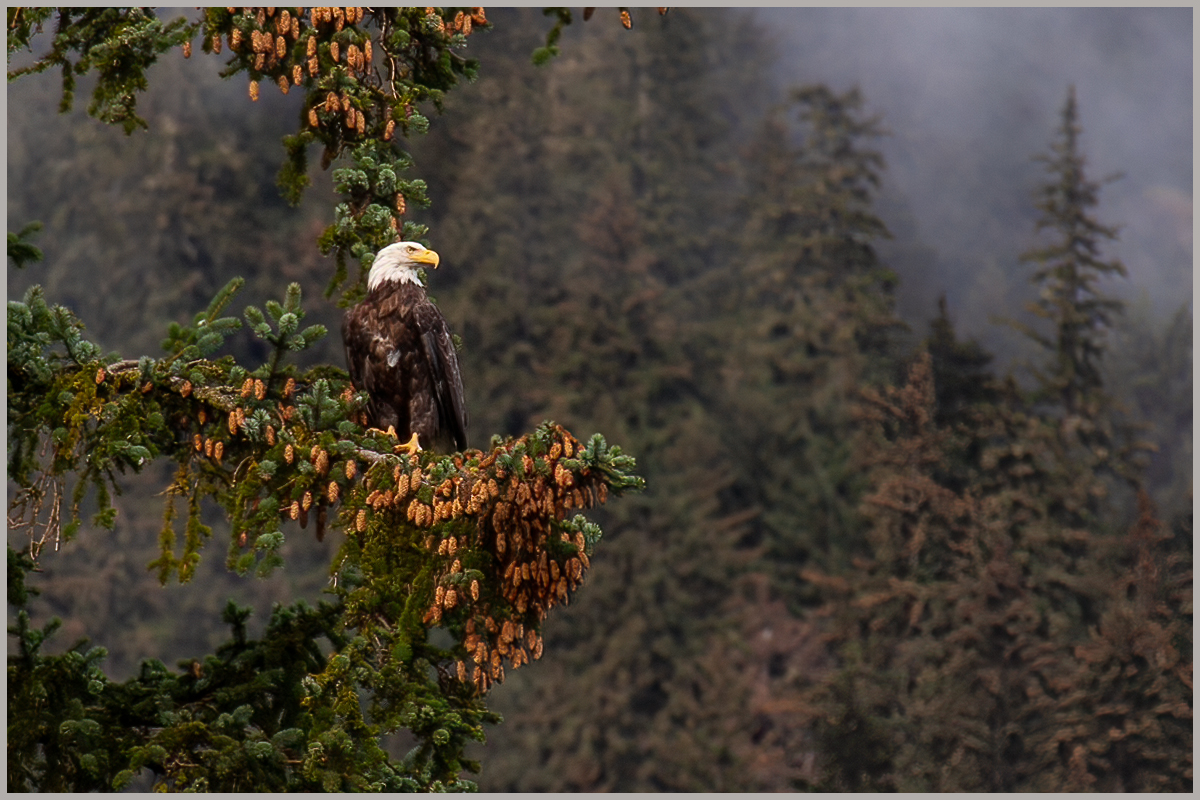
(7, 7, 1192, 792)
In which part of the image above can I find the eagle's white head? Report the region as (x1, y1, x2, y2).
(367, 241, 441, 291)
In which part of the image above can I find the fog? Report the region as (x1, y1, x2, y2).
(754, 7, 1192, 353)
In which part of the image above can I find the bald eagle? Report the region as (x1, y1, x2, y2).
(342, 241, 468, 453)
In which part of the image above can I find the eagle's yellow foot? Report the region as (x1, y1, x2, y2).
(394, 432, 422, 455)
(366, 425, 398, 439)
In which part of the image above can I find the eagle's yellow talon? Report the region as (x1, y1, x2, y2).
(394, 432, 422, 455)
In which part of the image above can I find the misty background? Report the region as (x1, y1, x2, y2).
(755, 7, 1192, 362)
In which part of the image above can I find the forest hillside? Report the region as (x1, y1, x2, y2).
(8, 7, 1191, 792)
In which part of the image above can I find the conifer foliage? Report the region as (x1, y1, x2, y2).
(723, 85, 902, 584)
(8, 8, 643, 792)
(801, 354, 1191, 791)
(1018, 86, 1127, 418)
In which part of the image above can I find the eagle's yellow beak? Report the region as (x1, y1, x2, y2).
(413, 248, 440, 268)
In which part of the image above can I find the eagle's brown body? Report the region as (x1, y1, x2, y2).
(342, 256, 467, 453)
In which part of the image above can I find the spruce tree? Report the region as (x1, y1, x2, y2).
(721, 84, 904, 590)
(8, 8, 644, 791)
(1014, 85, 1148, 529)
(925, 295, 998, 429)
(1043, 492, 1192, 791)
(1018, 85, 1126, 421)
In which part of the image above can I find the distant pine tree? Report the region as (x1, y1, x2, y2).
(1017, 86, 1126, 421)
(926, 294, 998, 428)
(797, 354, 1020, 791)
(721, 84, 904, 589)
(1041, 492, 1192, 791)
